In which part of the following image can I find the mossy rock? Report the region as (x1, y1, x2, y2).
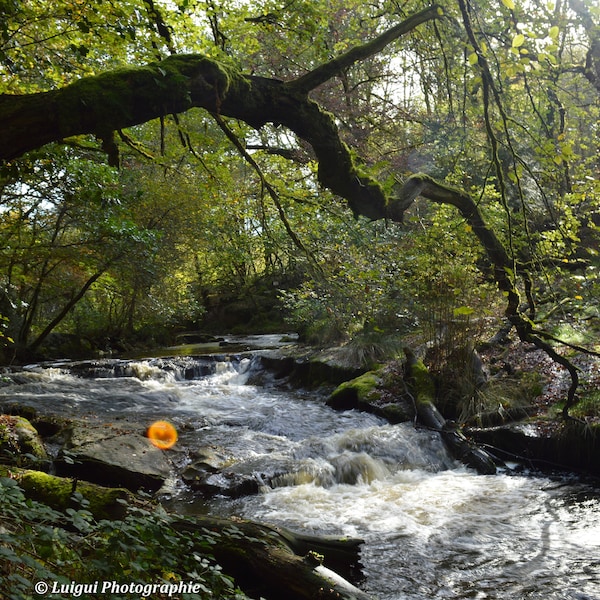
(0, 415, 49, 465)
(405, 358, 436, 404)
(379, 402, 414, 424)
(327, 371, 382, 410)
(327, 369, 415, 423)
(18, 470, 132, 520)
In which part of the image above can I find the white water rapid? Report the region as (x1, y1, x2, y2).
(1, 350, 599, 599)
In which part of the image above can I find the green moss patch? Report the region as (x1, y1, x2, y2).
(19, 470, 132, 520)
(0, 415, 48, 464)
(328, 371, 382, 411)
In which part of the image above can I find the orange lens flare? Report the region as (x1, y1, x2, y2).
(146, 420, 178, 450)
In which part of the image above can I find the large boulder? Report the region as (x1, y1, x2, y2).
(327, 370, 414, 423)
(182, 447, 294, 497)
(56, 422, 173, 492)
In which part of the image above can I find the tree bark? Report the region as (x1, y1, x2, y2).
(172, 516, 372, 600)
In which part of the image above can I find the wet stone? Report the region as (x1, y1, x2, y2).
(57, 422, 172, 492)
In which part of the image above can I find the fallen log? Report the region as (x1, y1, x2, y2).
(172, 516, 372, 600)
(404, 348, 498, 475)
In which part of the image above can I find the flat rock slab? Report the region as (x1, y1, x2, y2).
(57, 422, 172, 492)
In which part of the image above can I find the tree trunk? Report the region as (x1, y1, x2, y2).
(403, 348, 498, 475)
(26, 268, 108, 355)
(172, 516, 372, 600)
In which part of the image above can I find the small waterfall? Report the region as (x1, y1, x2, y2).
(53, 354, 253, 381)
(265, 423, 455, 491)
(270, 452, 390, 488)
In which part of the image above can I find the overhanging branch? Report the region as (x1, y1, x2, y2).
(389, 173, 581, 417)
(286, 5, 442, 94)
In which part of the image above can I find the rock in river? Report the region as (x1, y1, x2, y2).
(56, 421, 173, 492)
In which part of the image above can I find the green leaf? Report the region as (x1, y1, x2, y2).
(549, 25, 559, 40)
(453, 306, 474, 316)
(468, 52, 479, 65)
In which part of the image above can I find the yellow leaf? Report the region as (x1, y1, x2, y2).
(454, 306, 475, 316)
(468, 52, 479, 65)
(512, 33, 525, 47)
(501, 0, 515, 9)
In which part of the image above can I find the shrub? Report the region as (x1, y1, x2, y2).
(0, 477, 248, 600)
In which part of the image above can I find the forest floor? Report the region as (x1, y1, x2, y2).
(479, 338, 600, 425)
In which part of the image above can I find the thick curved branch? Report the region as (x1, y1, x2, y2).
(0, 56, 392, 219)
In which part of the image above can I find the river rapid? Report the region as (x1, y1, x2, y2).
(1, 341, 599, 600)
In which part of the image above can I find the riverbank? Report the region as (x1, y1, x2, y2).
(1, 339, 599, 599)
(3, 332, 600, 480)
(249, 337, 600, 479)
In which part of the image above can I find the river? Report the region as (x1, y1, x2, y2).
(1, 341, 599, 599)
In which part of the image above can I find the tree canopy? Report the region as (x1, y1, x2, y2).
(1, 0, 600, 415)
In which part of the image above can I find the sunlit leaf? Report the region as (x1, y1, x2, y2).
(453, 306, 475, 316)
(512, 34, 525, 48)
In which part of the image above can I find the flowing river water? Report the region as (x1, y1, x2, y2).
(1, 340, 600, 599)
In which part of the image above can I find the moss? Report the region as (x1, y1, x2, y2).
(331, 371, 381, 402)
(0, 415, 48, 464)
(58, 54, 234, 137)
(19, 470, 132, 520)
(407, 358, 436, 404)
(328, 371, 382, 410)
(13, 416, 48, 458)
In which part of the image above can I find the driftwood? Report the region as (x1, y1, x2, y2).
(404, 349, 498, 475)
(172, 516, 372, 600)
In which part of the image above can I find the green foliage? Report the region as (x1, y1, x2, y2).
(0, 477, 248, 600)
(1, 0, 600, 372)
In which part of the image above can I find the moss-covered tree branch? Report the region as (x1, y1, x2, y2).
(390, 174, 581, 417)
